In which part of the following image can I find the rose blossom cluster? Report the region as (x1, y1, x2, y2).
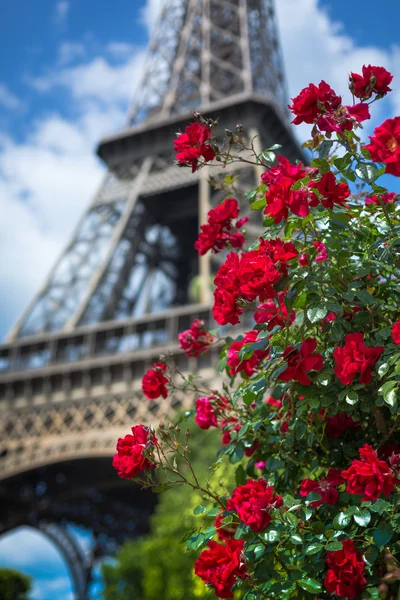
(212, 238, 298, 325)
(174, 122, 215, 172)
(178, 318, 214, 357)
(194, 198, 248, 255)
(289, 79, 370, 136)
(111, 65, 400, 600)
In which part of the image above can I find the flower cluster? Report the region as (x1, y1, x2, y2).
(178, 319, 214, 357)
(112, 425, 157, 479)
(212, 238, 298, 325)
(289, 79, 370, 136)
(141, 362, 168, 399)
(194, 198, 247, 255)
(114, 64, 400, 600)
(174, 122, 216, 172)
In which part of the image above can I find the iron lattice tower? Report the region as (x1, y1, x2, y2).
(0, 2, 302, 598)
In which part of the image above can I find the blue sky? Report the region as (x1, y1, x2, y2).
(0, 0, 400, 597)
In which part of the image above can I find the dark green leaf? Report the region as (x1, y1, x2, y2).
(298, 578, 322, 593)
(307, 307, 328, 323)
(193, 505, 206, 516)
(333, 512, 351, 529)
(373, 525, 393, 548)
(355, 162, 379, 184)
(353, 510, 371, 527)
(291, 534, 302, 545)
(326, 541, 343, 551)
(305, 543, 323, 555)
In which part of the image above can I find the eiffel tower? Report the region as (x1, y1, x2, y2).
(0, 1, 302, 598)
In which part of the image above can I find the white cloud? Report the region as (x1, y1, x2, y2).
(0, 83, 24, 111)
(139, 0, 163, 32)
(58, 41, 86, 65)
(54, 0, 70, 25)
(29, 52, 146, 106)
(106, 41, 136, 60)
(0, 527, 65, 566)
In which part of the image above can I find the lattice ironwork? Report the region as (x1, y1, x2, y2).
(128, 0, 288, 125)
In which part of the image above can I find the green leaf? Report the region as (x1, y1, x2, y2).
(353, 510, 371, 527)
(285, 512, 299, 528)
(356, 289, 376, 305)
(187, 532, 206, 550)
(193, 505, 206, 516)
(378, 363, 389, 377)
(298, 578, 322, 593)
(333, 512, 351, 529)
(235, 465, 246, 486)
(307, 307, 328, 323)
(364, 546, 379, 565)
(262, 150, 277, 165)
(246, 188, 258, 203)
(291, 534, 303, 545)
(250, 197, 267, 211)
(355, 162, 379, 184)
(345, 391, 359, 405)
(334, 153, 352, 171)
(229, 444, 244, 464)
(305, 543, 323, 555)
(379, 381, 398, 407)
(326, 541, 343, 551)
(263, 529, 280, 543)
(318, 140, 334, 159)
(207, 507, 220, 517)
(373, 525, 393, 548)
(311, 158, 330, 174)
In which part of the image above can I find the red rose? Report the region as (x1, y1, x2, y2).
(254, 292, 296, 330)
(350, 65, 393, 99)
(227, 478, 283, 532)
(365, 117, 400, 177)
(142, 362, 168, 399)
(289, 81, 341, 126)
(310, 171, 350, 209)
(365, 192, 396, 206)
(215, 513, 238, 541)
(195, 397, 219, 430)
(178, 319, 214, 357)
(209, 198, 239, 223)
(227, 330, 269, 377)
(298, 252, 309, 266)
(195, 198, 246, 255)
(325, 413, 359, 438)
(238, 249, 280, 302)
(112, 424, 158, 479)
(342, 444, 398, 501)
(264, 177, 317, 223)
(392, 320, 400, 343)
(333, 333, 384, 385)
(220, 418, 240, 446)
(213, 253, 242, 325)
(324, 539, 366, 599)
(194, 539, 247, 599)
(258, 238, 298, 276)
(278, 338, 324, 386)
(313, 240, 328, 262)
(261, 155, 308, 186)
(174, 122, 215, 172)
(299, 468, 344, 507)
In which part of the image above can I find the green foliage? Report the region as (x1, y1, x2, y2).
(0, 568, 31, 600)
(102, 425, 232, 600)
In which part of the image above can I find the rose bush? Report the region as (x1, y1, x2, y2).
(113, 66, 400, 599)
